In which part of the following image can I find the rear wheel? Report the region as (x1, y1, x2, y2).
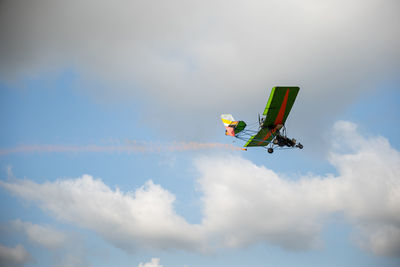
(268, 148, 274, 154)
(298, 143, 303, 149)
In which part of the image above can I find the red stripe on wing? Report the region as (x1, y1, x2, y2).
(255, 89, 289, 146)
(274, 89, 289, 125)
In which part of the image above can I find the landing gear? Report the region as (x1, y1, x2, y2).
(296, 143, 303, 149)
(265, 126, 303, 154)
(268, 133, 303, 154)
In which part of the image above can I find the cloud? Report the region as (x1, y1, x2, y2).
(0, 244, 32, 266)
(11, 220, 68, 250)
(0, 177, 206, 252)
(7, 220, 89, 267)
(357, 225, 400, 257)
(196, 121, 400, 255)
(1, 0, 399, 141)
(1, 121, 400, 256)
(139, 258, 163, 267)
(196, 156, 333, 250)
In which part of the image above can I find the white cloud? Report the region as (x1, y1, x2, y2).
(5, 219, 89, 266)
(0, 244, 32, 266)
(11, 220, 68, 250)
(0, 0, 399, 141)
(139, 258, 163, 267)
(1, 121, 399, 257)
(0, 177, 206, 252)
(196, 155, 334, 250)
(356, 225, 400, 257)
(196, 121, 400, 255)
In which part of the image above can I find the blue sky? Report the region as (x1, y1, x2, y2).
(1, 1, 400, 266)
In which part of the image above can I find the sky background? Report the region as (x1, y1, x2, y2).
(0, 0, 400, 266)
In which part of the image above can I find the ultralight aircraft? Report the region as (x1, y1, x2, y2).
(221, 86, 303, 154)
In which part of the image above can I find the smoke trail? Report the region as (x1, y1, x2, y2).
(0, 142, 245, 156)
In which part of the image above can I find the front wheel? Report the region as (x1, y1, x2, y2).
(268, 148, 274, 154)
(297, 143, 303, 149)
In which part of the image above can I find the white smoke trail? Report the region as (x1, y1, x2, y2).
(0, 142, 245, 156)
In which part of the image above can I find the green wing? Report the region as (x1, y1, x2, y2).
(262, 86, 299, 127)
(244, 128, 276, 147)
(244, 86, 299, 147)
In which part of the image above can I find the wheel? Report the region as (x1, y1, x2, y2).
(298, 143, 303, 149)
(268, 148, 274, 154)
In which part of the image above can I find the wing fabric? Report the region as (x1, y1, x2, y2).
(244, 128, 274, 147)
(262, 87, 299, 128)
(244, 125, 283, 147)
(244, 86, 299, 147)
